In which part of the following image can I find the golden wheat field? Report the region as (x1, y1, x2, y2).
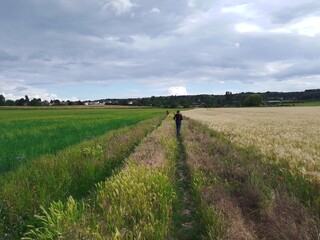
(184, 107, 320, 179)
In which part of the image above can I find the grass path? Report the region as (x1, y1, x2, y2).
(169, 134, 203, 240)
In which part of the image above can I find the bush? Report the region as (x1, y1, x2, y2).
(243, 94, 262, 107)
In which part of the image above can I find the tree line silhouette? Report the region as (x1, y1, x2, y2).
(1, 89, 319, 108)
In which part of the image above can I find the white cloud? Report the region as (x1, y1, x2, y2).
(235, 23, 262, 33)
(130, 34, 173, 51)
(0, 76, 62, 101)
(221, 4, 253, 16)
(102, 0, 135, 15)
(187, 0, 196, 8)
(270, 17, 320, 37)
(264, 61, 294, 74)
(288, 16, 320, 37)
(150, 7, 160, 13)
(168, 86, 188, 96)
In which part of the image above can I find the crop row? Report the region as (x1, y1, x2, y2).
(0, 115, 164, 239)
(23, 118, 179, 239)
(183, 118, 320, 239)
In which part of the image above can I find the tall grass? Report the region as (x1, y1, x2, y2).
(0, 108, 165, 173)
(23, 118, 178, 239)
(0, 115, 164, 238)
(23, 163, 175, 240)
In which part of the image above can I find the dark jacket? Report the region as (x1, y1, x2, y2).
(174, 113, 183, 125)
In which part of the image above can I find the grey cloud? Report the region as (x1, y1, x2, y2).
(0, 51, 20, 61)
(232, 33, 320, 61)
(272, 61, 320, 80)
(0, 0, 320, 99)
(14, 86, 28, 92)
(271, 1, 320, 23)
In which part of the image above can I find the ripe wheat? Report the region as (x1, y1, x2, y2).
(184, 107, 320, 178)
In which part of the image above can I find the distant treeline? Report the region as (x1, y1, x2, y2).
(1, 89, 320, 108)
(0, 95, 84, 107)
(98, 89, 320, 108)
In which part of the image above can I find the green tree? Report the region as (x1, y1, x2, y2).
(0, 94, 5, 106)
(167, 96, 178, 108)
(225, 91, 233, 105)
(180, 98, 191, 108)
(16, 98, 26, 106)
(243, 94, 262, 107)
(203, 96, 214, 108)
(29, 98, 42, 106)
(5, 100, 15, 106)
(53, 99, 61, 106)
(25, 95, 29, 103)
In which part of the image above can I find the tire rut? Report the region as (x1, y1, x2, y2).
(169, 135, 203, 240)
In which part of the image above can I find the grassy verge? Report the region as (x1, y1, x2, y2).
(183, 118, 320, 239)
(23, 117, 178, 239)
(23, 163, 174, 240)
(294, 101, 320, 106)
(0, 116, 164, 239)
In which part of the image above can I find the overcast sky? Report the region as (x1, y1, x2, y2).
(1, 0, 320, 100)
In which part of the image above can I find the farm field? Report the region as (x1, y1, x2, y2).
(0, 108, 165, 173)
(182, 118, 320, 239)
(24, 115, 179, 239)
(0, 109, 166, 238)
(184, 107, 320, 178)
(18, 115, 320, 239)
(1, 108, 320, 239)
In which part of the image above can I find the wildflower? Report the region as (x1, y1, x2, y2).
(278, 176, 285, 181)
(31, 185, 37, 190)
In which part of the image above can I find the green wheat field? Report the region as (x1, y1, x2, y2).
(0, 108, 164, 173)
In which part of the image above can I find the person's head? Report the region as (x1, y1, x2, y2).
(177, 110, 180, 113)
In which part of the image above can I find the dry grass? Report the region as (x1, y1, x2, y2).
(184, 107, 320, 178)
(259, 195, 319, 240)
(130, 119, 175, 168)
(202, 186, 255, 240)
(184, 120, 255, 239)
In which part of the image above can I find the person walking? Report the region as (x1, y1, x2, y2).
(173, 110, 183, 135)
